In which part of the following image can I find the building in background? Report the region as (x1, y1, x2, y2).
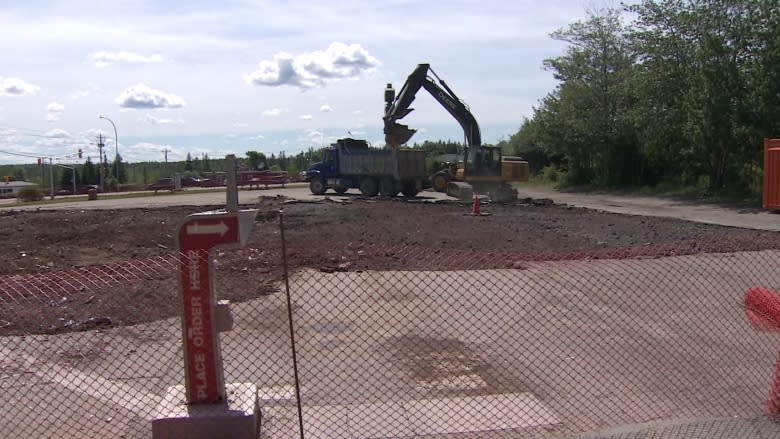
(0, 181, 37, 198)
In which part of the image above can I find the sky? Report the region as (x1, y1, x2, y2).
(0, 0, 591, 165)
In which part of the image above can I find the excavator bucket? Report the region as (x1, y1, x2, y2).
(384, 121, 417, 148)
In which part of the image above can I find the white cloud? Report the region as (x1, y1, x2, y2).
(142, 113, 183, 125)
(70, 90, 90, 100)
(0, 77, 40, 96)
(352, 110, 363, 115)
(249, 134, 265, 140)
(245, 42, 380, 89)
(115, 83, 185, 109)
(225, 133, 238, 139)
(262, 108, 282, 117)
(45, 101, 65, 122)
(320, 105, 333, 112)
(298, 128, 330, 145)
(232, 122, 249, 128)
(88, 50, 164, 67)
(46, 128, 70, 138)
(299, 114, 312, 120)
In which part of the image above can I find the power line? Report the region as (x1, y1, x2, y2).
(0, 149, 43, 159)
(0, 123, 77, 139)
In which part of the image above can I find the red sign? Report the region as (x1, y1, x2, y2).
(177, 213, 240, 404)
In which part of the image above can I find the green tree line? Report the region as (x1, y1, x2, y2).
(500, 0, 780, 197)
(0, 149, 324, 190)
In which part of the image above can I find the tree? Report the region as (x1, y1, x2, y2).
(59, 166, 77, 190)
(82, 157, 97, 185)
(12, 168, 25, 182)
(539, 7, 636, 185)
(627, 0, 777, 192)
(114, 153, 127, 183)
(502, 118, 551, 174)
(184, 153, 194, 171)
(245, 151, 267, 170)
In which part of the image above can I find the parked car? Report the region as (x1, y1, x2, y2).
(181, 176, 201, 187)
(55, 184, 99, 195)
(147, 178, 176, 193)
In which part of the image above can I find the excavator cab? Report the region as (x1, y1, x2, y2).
(466, 147, 502, 178)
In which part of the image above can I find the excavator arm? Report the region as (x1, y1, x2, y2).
(383, 63, 481, 152)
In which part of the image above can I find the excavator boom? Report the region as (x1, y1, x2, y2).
(383, 64, 481, 151)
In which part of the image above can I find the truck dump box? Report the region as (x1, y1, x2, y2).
(338, 147, 426, 180)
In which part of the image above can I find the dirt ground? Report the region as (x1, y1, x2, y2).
(2, 195, 779, 335)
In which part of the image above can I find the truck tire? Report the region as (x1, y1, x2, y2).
(309, 176, 327, 195)
(432, 173, 449, 193)
(379, 178, 397, 197)
(359, 177, 379, 197)
(334, 185, 348, 194)
(401, 181, 419, 198)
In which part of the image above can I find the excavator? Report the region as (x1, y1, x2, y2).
(383, 63, 529, 202)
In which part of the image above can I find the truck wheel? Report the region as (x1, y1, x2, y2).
(309, 176, 327, 195)
(334, 186, 348, 194)
(401, 181, 419, 197)
(432, 173, 449, 193)
(379, 178, 397, 197)
(359, 177, 378, 197)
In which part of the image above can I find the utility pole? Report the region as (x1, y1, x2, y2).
(162, 148, 171, 163)
(99, 115, 119, 181)
(96, 134, 105, 192)
(48, 157, 54, 200)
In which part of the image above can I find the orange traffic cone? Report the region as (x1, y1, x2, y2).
(471, 194, 481, 215)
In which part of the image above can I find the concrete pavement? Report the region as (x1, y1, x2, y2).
(519, 185, 780, 232)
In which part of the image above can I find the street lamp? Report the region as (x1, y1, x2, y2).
(99, 115, 119, 181)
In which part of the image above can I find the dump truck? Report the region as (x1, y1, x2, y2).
(306, 137, 427, 197)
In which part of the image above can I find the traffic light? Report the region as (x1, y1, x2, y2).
(37, 158, 42, 165)
(78, 148, 83, 158)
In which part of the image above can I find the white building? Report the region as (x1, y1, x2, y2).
(0, 181, 38, 198)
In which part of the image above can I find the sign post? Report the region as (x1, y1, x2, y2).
(152, 155, 260, 438)
(177, 210, 254, 404)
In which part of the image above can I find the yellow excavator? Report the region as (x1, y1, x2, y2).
(383, 63, 529, 202)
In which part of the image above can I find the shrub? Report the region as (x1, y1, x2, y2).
(16, 186, 43, 202)
(541, 165, 560, 183)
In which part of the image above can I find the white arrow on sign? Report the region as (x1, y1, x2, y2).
(186, 221, 230, 237)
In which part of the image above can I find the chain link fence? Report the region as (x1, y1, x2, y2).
(2, 213, 780, 438)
